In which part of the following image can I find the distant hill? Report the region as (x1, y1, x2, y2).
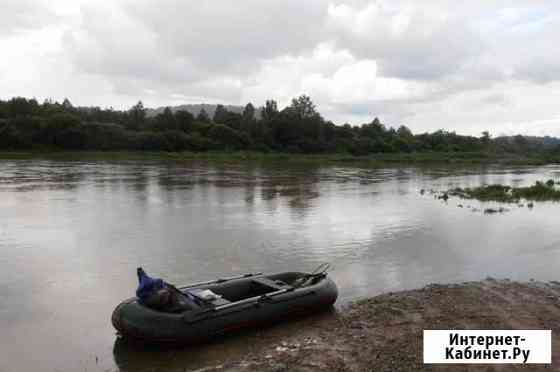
(147, 104, 245, 118)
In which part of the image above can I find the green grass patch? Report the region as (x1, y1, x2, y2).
(449, 180, 560, 202)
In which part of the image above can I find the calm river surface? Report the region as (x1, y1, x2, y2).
(1, 158, 559, 372)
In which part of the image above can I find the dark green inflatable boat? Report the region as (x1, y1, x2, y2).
(112, 269, 338, 343)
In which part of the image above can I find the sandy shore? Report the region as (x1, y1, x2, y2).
(197, 279, 560, 371)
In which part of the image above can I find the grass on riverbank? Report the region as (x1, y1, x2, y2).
(449, 180, 560, 202)
(1, 150, 559, 166)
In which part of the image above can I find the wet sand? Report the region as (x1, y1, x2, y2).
(196, 279, 560, 371)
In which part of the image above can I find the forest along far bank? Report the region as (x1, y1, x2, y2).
(2, 96, 560, 165)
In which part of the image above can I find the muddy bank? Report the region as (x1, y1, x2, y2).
(198, 279, 560, 371)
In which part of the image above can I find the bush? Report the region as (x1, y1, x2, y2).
(54, 128, 86, 149)
(191, 121, 213, 136)
(46, 113, 81, 131)
(208, 124, 249, 150)
(0, 124, 31, 149)
(134, 132, 169, 151)
(82, 122, 131, 150)
(161, 130, 190, 151)
(186, 133, 212, 151)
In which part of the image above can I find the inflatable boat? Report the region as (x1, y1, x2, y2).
(111, 268, 338, 343)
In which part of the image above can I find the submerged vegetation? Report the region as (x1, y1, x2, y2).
(449, 180, 560, 203)
(1, 96, 560, 164)
(421, 180, 559, 215)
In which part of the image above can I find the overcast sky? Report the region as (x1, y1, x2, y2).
(2, 0, 560, 136)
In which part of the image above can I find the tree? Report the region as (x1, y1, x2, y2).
(288, 95, 317, 119)
(174, 110, 194, 132)
(7, 97, 36, 117)
(213, 104, 229, 124)
(42, 113, 82, 147)
(361, 118, 386, 139)
(481, 131, 491, 145)
(154, 107, 176, 131)
(208, 124, 249, 150)
(128, 101, 146, 130)
(261, 100, 278, 121)
(370, 117, 385, 132)
(0, 100, 7, 119)
(241, 103, 256, 132)
(55, 128, 86, 149)
(242, 103, 255, 122)
(46, 113, 81, 130)
(197, 108, 211, 123)
(397, 125, 413, 138)
(211, 105, 242, 129)
(62, 98, 73, 111)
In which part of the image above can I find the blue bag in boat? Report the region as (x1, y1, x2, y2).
(136, 267, 165, 303)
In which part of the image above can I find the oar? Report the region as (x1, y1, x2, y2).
(177, 272, 263, 290)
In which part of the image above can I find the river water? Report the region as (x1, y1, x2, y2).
(1, 158, 559, 371)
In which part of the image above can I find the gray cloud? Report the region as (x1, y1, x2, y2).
(327, 2, 484, 81)
(62, 1, 560, 93)
(128, 0, 328, 71)
(63, 0, 329, 91)
(0, 0, 57, 34)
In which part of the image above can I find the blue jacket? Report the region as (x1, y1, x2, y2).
(136, 267, 165, 302)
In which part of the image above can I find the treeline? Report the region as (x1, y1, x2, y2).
(0, 95, 557, 155)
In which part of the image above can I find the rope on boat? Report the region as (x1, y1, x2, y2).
(310, 262, 331, 276)
(292, 262, 331, 288)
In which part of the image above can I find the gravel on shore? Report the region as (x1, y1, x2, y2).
(197, 279, 560, 371)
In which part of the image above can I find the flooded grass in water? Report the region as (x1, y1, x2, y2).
(449, 180, 560, 203)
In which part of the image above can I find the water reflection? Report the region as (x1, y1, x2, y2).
(1, 159, 560, 372)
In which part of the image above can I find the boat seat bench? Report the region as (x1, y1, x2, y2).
(252, 277, 292, 291)
(209, 297, 231, 306)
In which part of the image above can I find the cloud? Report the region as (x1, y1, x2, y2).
(127, 0, 328, 72)
(242, 43, 427, 113)
(0, 0, 58, 34)
(508, 17, 560, 83)
(62, 0, 329, 92)
(326, 2, 484, 80)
